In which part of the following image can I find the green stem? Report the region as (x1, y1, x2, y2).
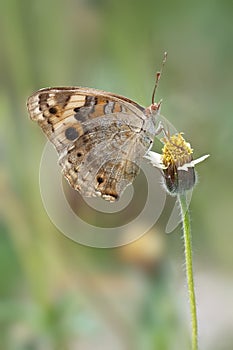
(178, 194, 198, 350)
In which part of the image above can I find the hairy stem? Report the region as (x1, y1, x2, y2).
(178, 194, 198, 350)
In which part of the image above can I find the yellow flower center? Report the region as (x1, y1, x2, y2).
(161, 133, 193, 168)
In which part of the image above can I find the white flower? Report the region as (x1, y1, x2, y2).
(144, 133, 209, 194)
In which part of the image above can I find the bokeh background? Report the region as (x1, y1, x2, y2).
(1, 0, 233, 349)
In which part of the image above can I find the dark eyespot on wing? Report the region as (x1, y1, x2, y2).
(97, 176, 104, 184)
(65, 127, 79, 141)
(49, 107, 57, 114)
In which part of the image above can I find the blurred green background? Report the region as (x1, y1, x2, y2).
(1, 0, 233, 349)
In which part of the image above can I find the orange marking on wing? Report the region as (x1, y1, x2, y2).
(97, 97, 108, 104)
(112, 102, 122, 113)
(89, 103, 105, 118)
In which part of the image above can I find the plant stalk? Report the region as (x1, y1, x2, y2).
(178, 194, 198, 350)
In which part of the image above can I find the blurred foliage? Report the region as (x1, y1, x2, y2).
(1, 0, 233, 349)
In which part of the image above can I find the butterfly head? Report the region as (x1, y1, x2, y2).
(146, 98, 162, 115)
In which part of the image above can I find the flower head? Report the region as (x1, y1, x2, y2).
(145, 133, 209, 195)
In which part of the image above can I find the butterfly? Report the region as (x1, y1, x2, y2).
(27, 55, 167, 202)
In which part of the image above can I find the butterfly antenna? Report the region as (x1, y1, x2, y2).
(152, 51, 167, 105)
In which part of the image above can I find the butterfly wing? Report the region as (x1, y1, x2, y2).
(27, 87, 155, 201)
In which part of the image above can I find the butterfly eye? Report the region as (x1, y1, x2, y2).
(77, 152, 83, 158)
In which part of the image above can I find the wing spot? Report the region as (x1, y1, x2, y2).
(65, 127, 79, 141)
(97, 176, 104, 184)
(49, 107, 57, 114)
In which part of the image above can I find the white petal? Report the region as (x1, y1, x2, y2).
(177, 154, 210, 171)
(177, 163, 193, 171)
(144, 151, 166, 169)
(192, 154, 210, 165)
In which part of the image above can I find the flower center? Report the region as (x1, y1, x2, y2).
(161, 133, 193, 168)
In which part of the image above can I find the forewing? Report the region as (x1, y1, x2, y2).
(27, 87, 152, 201)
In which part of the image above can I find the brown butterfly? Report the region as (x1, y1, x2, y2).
(27, 55, 167, 201)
